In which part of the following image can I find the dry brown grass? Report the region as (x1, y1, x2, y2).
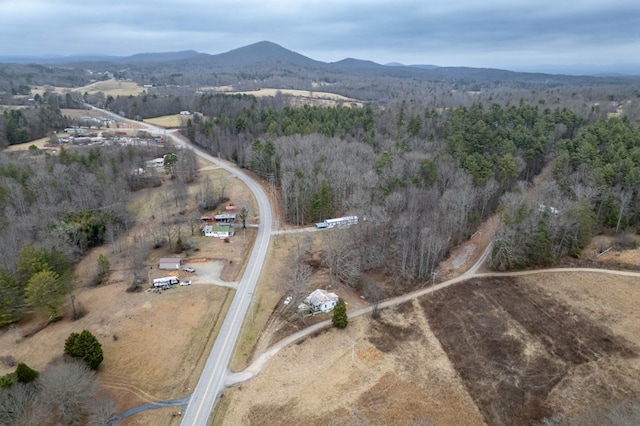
(144, 115, 187, 128)
(78, 79, 145, 97)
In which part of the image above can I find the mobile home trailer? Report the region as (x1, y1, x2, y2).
(324, 216, 358, 228)
(152, 276, 180, 288)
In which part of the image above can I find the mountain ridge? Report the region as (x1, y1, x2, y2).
(1, 41, 638, 83)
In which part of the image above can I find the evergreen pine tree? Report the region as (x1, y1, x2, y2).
(332, 298, 348, 329)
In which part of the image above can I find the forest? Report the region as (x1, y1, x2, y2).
(1, 58, 640, 323)
(0, 142, 204, 326)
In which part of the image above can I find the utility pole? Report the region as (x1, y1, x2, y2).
(350, 339, 359, 366)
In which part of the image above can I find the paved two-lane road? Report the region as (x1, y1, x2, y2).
(94, 110, 274, 424)
(157, 129, 273, 425)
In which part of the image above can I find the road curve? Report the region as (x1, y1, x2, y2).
(92, 109, 273, 425)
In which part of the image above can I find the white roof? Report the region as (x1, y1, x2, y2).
(305, 289, 339, 307)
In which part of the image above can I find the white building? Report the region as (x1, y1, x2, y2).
(305, 289, 339, 313)
(202, 224, 235, 238)
(158, 257, 182, 270)
(316, 215, 358, 229)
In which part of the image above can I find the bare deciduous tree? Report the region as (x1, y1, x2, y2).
(364, 282, 385, 318)
(286, 235, 313, 307)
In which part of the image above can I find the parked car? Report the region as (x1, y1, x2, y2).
(183, 266, 195, 273)
(180, 280, 192, 286)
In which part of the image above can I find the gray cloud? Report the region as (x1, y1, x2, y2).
(0, 0, 638, 71)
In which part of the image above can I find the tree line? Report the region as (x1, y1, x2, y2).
(491, 116, 640, 269)
(0, 90, 91, 149)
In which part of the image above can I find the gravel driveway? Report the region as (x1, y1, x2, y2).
(181, 260, 237, 288)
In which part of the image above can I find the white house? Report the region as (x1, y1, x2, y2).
(202, 224, 235, 238)
(305, 289, 339, 313)
(158, 257, 182, 270)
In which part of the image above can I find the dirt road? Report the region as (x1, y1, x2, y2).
(227, 265, 640, 386)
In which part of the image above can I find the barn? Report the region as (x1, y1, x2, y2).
(158, 257, 182, 270)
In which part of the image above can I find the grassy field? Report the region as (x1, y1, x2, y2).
(204, 87, 363, 107)
(144, 114, 187, 128)
(30, 79, 145, 97)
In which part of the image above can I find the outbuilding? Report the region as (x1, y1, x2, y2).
(214, 213, 236, 223)
(158, 257, 182, 270)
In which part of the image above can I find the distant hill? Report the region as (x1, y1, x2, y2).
(205, 41, 324, 68)
(115, 50, 205, 64)
(1, 41, 638, 87)
(385, 62, 440, 70)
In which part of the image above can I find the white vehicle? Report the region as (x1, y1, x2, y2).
(183, 266, 196, 273)
(152, 276, 180, 288)
(180, 280, 192, 286)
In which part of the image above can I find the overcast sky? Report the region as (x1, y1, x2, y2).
(0, 0, 638, 73)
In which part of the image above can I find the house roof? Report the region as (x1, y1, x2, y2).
(159, 257, 182, 263)
(203, 224, 232, 232)
(214, 213, 236, 220)
(305, 289, 339, 307)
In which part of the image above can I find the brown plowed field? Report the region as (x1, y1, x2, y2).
(421, 275, 639, 425)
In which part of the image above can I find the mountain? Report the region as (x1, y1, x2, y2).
(329, 58, 387, 72)
(0, 54, 120, 64)
(385, 62, 440, 70)
(114, 50, 205, 64)
(204, 41, 324, 68)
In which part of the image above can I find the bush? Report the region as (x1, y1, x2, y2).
(0, 374, 14, 388)
(332, 298, 348, 329)
(15, 362, 39, 383)
(64, 330, 104, 370)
